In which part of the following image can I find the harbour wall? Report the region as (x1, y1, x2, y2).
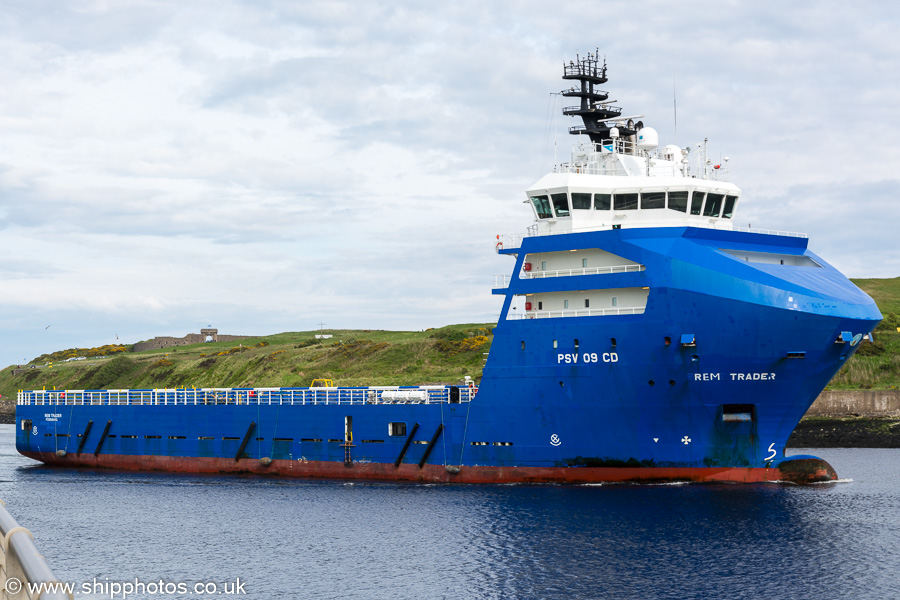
(805, 390, 900, 417)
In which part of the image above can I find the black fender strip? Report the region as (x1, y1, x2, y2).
(418, 424, 444, 468)
(234, 421, 257, 461)
(393, 422, 420, 468)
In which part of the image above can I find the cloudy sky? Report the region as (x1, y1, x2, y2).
(1, 0, 898, 367)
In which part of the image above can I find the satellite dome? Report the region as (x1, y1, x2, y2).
(636, 127, 659, 151)
(662, 144, 681, 161)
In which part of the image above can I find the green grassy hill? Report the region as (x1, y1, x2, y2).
(854, 277, 900, 316)
(833, 277, 900, 390)
(1, 277, 898, 415)
(0, 325, 492, 416)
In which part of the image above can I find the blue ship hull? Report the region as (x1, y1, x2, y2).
(15, 227, 881, 483)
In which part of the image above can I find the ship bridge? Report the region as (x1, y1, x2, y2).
(521, 50, 743, 239)
(525, 137, 741, 237)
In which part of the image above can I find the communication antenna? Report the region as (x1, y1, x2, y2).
(673, 62, 677, 145)
(541, 92, 562, 177)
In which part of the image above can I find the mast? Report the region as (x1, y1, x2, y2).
(562, 50, 639, 146)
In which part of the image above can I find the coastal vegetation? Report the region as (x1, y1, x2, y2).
(0, 325, 492, 413)
(827, 277, 900, 390)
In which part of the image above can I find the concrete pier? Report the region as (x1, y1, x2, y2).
(805, 390, 900, 417)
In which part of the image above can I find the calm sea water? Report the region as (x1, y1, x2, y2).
(0, 424, 898, 600)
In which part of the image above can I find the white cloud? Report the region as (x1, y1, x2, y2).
(1, 0, 898, 366)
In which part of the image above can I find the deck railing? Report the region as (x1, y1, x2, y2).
(506, 306, 645, 319)
(497, 224, 807, 251)
(493, 263, 645, 289)
(17, 386, 477, 407)
(526, 264, 644, 278)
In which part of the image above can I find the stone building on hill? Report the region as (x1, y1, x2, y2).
(133, 328, 248, 352)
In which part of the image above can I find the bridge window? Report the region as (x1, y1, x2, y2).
(690, 192, 705, 215)
(551, 193, 570, 217)
(641, 192, 665, 209)
(703, 193, 724, 217)
(572, 193, 592, 209)
(668, 191, 688, 212)
(531, 195, 553, 219)
(594, 193, 611, 210)
(722, 195, 738, 219)
(614, 193, 638, 210)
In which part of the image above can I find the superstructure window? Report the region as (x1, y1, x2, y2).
(614, 193, 638, 210)
(703, 193, 724, 217)
(722, 195, 738, 219)
(572, 193, 592, 209)
(551, 193, 570, 217)
(690, 192, 705, 215)
(388, 422, 407, 437)
(531, 195, 553, 219)
(594, 193, 611, 210)
(641, 192, 665, 209)
(668, 191, 688, 212)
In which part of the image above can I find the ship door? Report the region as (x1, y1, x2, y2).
(344, 416, 353, 443)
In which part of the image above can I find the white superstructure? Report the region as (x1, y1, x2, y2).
(526, 135, 741, 236)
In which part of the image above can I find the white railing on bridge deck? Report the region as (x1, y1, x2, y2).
(742, 226, 808, 238)
(17, 386, 477, 407)
(496, 233, 525, 251)
(496, 223, 806, 251)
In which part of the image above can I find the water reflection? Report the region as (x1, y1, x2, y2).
(0, 427, 897, 599)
